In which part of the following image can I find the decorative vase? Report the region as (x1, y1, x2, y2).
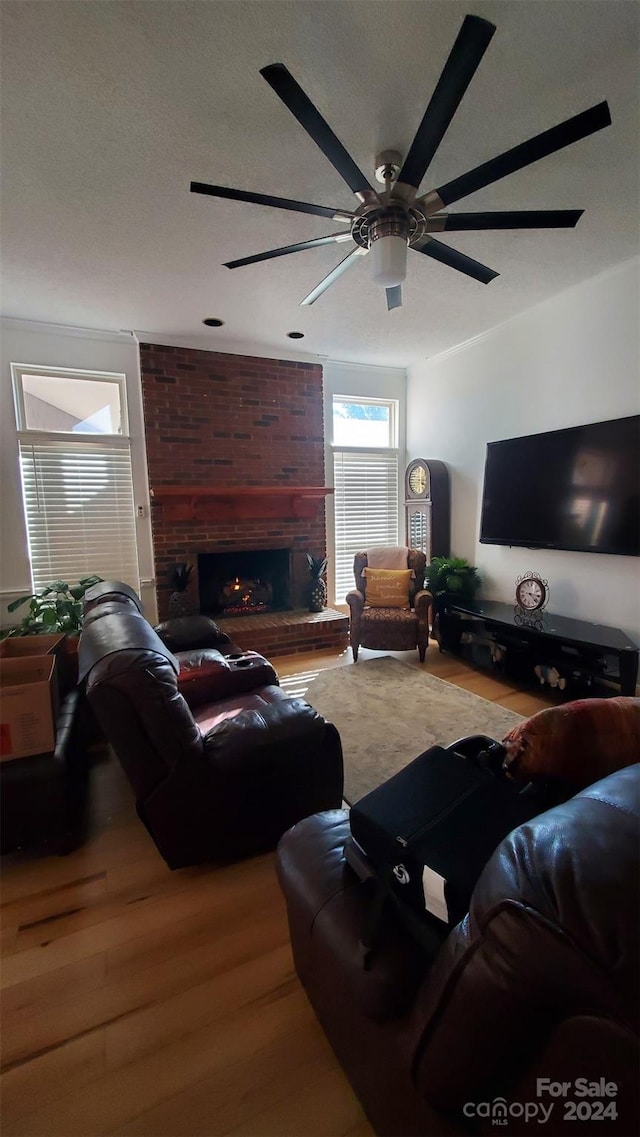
(308, 578, 327, 612)
(167, 563, 195, 618)
(168, 590, 195, 618)
(306, 552, 328, 612)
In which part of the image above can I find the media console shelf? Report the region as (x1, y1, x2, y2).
(437, 598, 638, 697)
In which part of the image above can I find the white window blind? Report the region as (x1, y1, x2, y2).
(19, 436, 140, 591)
(333, 449, 399, 604)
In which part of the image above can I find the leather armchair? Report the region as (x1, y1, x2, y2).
(79, 596, 344, 869)
(346, 548, 432, 662)
(276, 713, 639, 1135)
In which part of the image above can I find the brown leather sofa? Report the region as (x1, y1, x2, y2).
(277, 760, 639, 1136)
(78, 587, 344, 868)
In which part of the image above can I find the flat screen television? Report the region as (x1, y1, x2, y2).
(479, 415, 640, 556)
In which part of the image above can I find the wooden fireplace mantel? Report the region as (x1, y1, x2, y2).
(152, 485, 334, 522)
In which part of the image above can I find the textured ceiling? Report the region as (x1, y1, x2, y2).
(1, 0, 638, 367)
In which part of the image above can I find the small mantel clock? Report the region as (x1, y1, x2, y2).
(515, 571, 549, 613)
(514, 571, 550, 628)
(404, 459, 450, 560)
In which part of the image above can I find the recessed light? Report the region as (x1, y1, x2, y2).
(287, 331, 305, 339)
(202, 317, 225, 327)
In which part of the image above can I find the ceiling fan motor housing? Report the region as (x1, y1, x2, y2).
(374, 149, 403, 184)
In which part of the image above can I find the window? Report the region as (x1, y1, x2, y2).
(332, 396, 399, 604)
(12, 364, 140, 592)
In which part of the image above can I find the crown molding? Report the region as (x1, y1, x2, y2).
(323, 358, 407, 380)
(0, 316, 139, 344)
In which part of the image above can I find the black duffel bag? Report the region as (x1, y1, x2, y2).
(348, 735, 552, 957)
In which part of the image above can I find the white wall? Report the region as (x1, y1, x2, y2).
(406, 257, 640, 641)
(0, 319, 157, 624)
(323, 360, 407, 605)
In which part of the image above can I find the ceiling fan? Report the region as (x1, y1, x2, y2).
(190, 13, 611, 311)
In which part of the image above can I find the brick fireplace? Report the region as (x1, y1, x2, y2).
(140, 343, 348, 656)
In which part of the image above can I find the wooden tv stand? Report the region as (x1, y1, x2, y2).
(437, 598, 638, 696)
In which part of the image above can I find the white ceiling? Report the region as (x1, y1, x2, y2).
(1, 0, 638, 367)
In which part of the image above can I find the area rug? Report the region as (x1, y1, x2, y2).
(301, 656, 525, 804)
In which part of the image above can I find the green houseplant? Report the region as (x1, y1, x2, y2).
(3, 576, 103, 638)
(424, 556, 481, 602)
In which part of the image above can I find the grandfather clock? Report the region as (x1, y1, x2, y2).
(404, 459, 450, 560)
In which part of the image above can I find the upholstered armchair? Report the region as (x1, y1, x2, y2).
(346, 547, 432, 662)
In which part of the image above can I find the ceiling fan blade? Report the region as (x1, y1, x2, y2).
(300, 247, 367, 306)
(429, 209, 584, 231)
(260, 64, 375, 199)
(413, 236, 498, 283)
(431, 102, 611, 209)
(386, 285, 403, 311)
(397, 15, 495, 193)
(224, 232, 353, 269)
(190, 181, 354, 222)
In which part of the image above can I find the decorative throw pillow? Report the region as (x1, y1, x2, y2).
(502, 696, 640, 790)
(364, 567, 412, 608)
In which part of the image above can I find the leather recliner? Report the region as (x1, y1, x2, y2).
(276, 752, 639, 1135)
(78, 591, 344, 869)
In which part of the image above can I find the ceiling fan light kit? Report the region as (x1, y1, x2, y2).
(191, 13, 611, 310)
(370, 232, 408, 289)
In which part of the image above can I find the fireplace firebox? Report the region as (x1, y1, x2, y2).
(198, 548, 292, 617)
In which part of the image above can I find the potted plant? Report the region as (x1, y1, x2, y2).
(2, 576, 104, 692)
(3, 576, 104, 638)
(424, 556, 482, 605)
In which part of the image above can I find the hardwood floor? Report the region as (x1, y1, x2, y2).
(0, 644, 555, 1137)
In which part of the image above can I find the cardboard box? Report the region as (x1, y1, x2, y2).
(0, 633, 66, 659)
(0, 634, 67, 708)
(0, 656, 56, 761)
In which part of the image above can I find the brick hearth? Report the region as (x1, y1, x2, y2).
(216, 608, 348, 659)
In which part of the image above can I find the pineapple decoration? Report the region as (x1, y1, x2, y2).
(168, 562, 195, 618)
(306, 553, 328, 612)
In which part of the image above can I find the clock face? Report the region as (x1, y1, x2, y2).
(516, 577, 545, 610)
(409, 464, 427, 495)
